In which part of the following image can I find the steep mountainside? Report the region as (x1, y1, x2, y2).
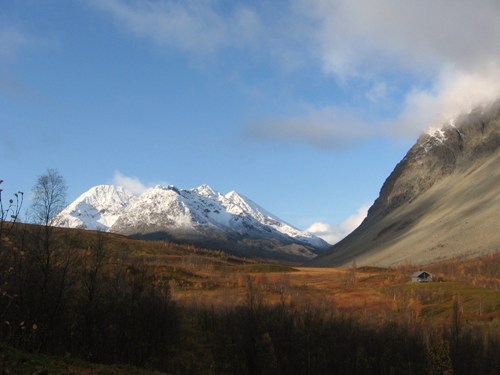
(56, 185, 136, 230)
(57, 184, 329, 261)
(313, 101, 500, 267)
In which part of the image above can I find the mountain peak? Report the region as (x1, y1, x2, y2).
(56, 184, 135, 230)
(58, 182, 330, 261)
(166, 185, 181, 194)
(192, 184, 218, 198)
(314, 101, 500, 267)
(225, 190, 242, 200)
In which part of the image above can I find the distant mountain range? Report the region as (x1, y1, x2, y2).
(313, 101, 500, 267)
(57, 184, 330, 261)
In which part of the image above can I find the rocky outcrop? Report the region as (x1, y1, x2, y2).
(369, 102, 500, 222)
(313, 101, 500, 267)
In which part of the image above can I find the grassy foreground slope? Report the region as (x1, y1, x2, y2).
(1, 224, 499, 374)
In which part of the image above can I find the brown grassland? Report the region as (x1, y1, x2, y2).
(105, 230, 500, 328)
(1, 224, 499, 374)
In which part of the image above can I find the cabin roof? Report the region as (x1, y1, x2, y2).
(411, 271, 431, 278)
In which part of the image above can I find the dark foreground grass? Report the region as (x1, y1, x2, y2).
(0, 343, 165, 375)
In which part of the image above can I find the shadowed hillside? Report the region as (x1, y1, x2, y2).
(313, 101, 500, 267)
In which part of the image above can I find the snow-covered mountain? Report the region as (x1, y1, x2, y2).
(56, 184, 330, 261)
(56, 185, 136, 230)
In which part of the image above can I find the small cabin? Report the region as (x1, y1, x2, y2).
(411, 270, 432, 283)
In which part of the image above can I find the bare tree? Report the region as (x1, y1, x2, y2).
(30, 168, 67, 226)
(29, 169, 69, 341)
(0, 179, 24, 239)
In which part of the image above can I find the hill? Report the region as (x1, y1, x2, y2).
(313, 101, 500, 267)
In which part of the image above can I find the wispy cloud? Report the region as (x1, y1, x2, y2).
(86, 0, 315, 70)
(89, 0, 500, 147)
(88, 0, 262, 55)
(302, 0, 500, 79)
(247, 106, 377, 150)
(247, 0, 500, 147)
(298, 0, 500, 135)
(112, 171, 149, 195)
(112, 171, 171, 195)
(0, 27, 31, 61)
(365, 82, 388, 103)
(306, 204, 369, 244)
(0, 24, 56, 102)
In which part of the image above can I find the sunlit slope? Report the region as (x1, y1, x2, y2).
(314, 102, 500, 267)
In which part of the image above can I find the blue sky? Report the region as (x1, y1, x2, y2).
(2, 1, 500, 243)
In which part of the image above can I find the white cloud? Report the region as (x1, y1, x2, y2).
(302, 0, 500, 79)
(248, 0, 500, 147)
(90, 1, 500, 146)
(112, 171, 148, 195)
(89, 0, 262, 55)
(250, 64, 500, 149)
(392, 67, 500, 137)
(301, 0, 500, 133)
(87, 0, 316, 71)
(307, 204, 369, 244)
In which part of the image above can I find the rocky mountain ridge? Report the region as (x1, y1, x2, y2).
(57, 184, 330, 261)
(313, 101, 500, 267)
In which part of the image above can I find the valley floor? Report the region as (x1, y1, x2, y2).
(1, 226, 499, 374)
(169, 261, 500, 330)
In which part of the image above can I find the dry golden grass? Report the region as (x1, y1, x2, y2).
(7, 222, 499, 329)
(162, 257, 499, 329)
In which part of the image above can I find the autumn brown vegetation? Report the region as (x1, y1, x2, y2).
(1, 182, 499, 374)
(0, 225, 178, 369)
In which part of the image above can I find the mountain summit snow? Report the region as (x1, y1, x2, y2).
(57, 184, 329, 261)
(56, 185, 136, 230)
